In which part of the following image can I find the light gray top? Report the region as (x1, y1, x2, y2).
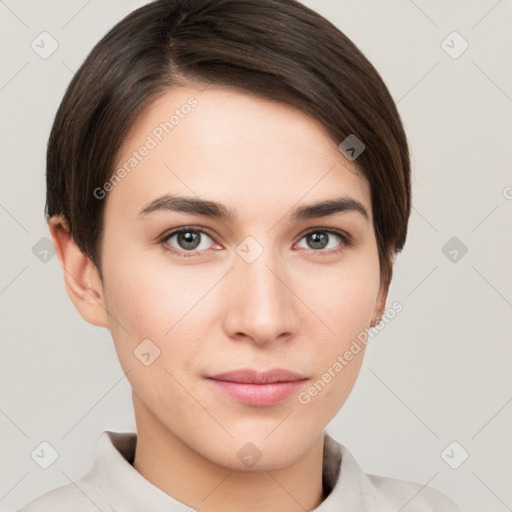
(18, 430, 463, 511)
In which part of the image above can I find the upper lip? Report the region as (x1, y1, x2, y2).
(208, 368, 308, 384)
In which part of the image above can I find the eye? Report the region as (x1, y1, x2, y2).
(296, 228, 351, 253)
(160, 227, 218, 258)
(160, 226, 352, 258)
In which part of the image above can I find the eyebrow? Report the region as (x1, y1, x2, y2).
(138, 194, 369, 223)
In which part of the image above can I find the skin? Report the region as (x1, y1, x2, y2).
(50, 84, 388, 512)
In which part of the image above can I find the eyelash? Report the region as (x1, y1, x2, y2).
(159, 226, 352, 259)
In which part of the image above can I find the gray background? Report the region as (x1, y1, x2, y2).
(1, 1, 511, 511)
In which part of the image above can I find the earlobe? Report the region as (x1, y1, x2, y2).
(370, 279, 390, 327)
(48, 216, 109, 328)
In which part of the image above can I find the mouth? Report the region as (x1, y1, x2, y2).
(206, 368, 309, 406)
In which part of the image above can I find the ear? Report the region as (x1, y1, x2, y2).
(370, 278, 390, 327)
(48, 216, 109, 328)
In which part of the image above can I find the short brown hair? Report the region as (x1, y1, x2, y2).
(46, 0, 411, 288)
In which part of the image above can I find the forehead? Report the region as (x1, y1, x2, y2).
(106, 85, 372, 223)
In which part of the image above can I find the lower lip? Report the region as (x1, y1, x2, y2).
(207, 379, 307, 406)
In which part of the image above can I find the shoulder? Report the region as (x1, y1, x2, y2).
(16, 474, 109, 512)
(368, 472, 463, 512)
(326, 435, 464, 512)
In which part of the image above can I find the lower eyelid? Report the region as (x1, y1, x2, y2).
(161, 228, 351, 256)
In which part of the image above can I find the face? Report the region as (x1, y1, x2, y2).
(98, 84, 386, 470)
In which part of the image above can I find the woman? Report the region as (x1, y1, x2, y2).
(19, 0, 463, 510)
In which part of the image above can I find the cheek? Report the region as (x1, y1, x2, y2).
(101, 243, 197, 332)
(298, 273, 376, 415)
(304, 250, 380, 393)
(101, 259, 205, 406)
(100, 247, 221, 371)
(309, 251, 381, 338)
(333, 275, 378, 330)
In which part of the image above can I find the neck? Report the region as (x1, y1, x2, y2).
(131, 396, 326, 512)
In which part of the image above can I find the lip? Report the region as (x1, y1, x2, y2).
(208, 368, 307, 384)
(206, 368, 308, 406)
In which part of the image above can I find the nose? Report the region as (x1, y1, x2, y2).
(222, 242, 299, 347)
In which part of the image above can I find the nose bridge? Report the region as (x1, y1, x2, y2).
(237, 235, 286, 307)
(225, 234, 297, 341)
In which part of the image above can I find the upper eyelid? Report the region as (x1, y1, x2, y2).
(162, 226, 216, 242)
